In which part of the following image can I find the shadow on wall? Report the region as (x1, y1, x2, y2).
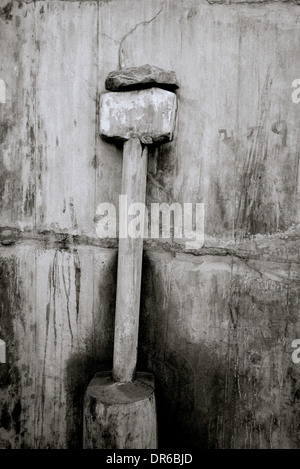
(138, 254, 232, 449)
(138, 252, 300, 449)
(138, 333, 232, 448)
(65, 354, 113, 449)
(0, 257, 24, 449)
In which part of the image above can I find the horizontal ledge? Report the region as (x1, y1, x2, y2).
(0, 228, 299, 264)
(0, 228, 118, 249)
(15, 0, 300, 3)
(206, 0, 300, 4)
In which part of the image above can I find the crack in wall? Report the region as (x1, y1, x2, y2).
(118, 2, 165, 69)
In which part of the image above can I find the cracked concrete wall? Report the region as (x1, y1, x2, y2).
(0, 0, 300, 448)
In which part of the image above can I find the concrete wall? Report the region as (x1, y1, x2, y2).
(0, 0, 300, 448)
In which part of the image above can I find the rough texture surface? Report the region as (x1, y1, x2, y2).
(105, 64, 179, 91)
(139, 251, 300, 449)
(100, 88, 177, 143)
(0, 243, 117, 449)
(0, 0, 300, 450)
(83, 371, 157, 449)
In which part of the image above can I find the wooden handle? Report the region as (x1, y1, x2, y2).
(112, 138, 148, 382)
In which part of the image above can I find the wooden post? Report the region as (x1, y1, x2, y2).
(113, 138, 148, 383)
(83, 371, 157, 449)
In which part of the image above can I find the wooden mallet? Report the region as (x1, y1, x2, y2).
(83, 65, 178, 449)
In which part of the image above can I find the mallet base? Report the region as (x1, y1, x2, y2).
(83, 371, 157, 449)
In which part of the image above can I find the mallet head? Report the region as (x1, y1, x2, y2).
(100, 87, 177, 144)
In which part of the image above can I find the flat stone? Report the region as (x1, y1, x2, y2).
(100, 87, 177, 143)
(105, 64, 179, 92)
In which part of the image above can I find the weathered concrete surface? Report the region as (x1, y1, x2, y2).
(35, 1, 98, 235)
(208, 0, 299, 3)
(105, 64, 178, 91)
(139, 251, 300, 449)
(100, 88, 177, 143)
(0, 244, 116, 449)
(83, 371, 157, 449)
(98, 0, 300, 240)
(1, 0, 300, 239)
(0, 2, 35, 230)
(0, 0, 300, 449)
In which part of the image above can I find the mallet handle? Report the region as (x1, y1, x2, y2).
(112, 138, 148, 383)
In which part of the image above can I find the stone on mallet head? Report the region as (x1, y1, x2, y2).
(105, 64, 179, 92)
(100, 87, 177, 144)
